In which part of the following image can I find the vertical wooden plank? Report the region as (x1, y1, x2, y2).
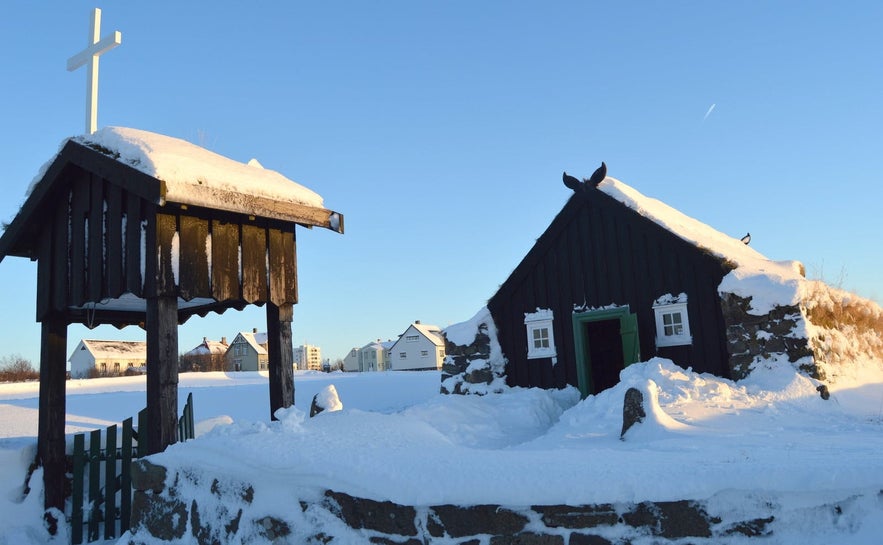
(266, 303, 295, 419)
(136, 408, 149, 457)
(88, 429, 101, 542)
(51, 195, 69, 314)
(267, 228, 298, 306)
(241, 224, 268, 303)
(124, 193, 143, 297)
(104, 424, 117, 540)
(211, 221, 240, 302)
(155, 214, 178, 297)
(70, 176, 90, 307)
(35, 226, 53, 322)
(120, 416, 133, 532)
(146, 296, 179, 454)
(71, 434, 85, 545)
(105, 184, 124, 298)
(178, 216, 210, 300)
(88, 176, 105, 303)
(38, 319, 67, 517)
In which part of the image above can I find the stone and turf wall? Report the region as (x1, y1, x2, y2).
(127, 460, 785, 544)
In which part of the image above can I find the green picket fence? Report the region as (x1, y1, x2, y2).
(69, 392, 194, 544)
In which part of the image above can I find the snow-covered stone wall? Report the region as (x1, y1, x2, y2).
(129, 459, 880, 544)
(720, 293, 816, 380)
(721, 281, 883, 384)
(440, 307, 507, 395)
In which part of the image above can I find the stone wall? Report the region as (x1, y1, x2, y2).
(719, 292, 819, 380)
(127, 460, 783, 544)
(440, 321, 507, 395)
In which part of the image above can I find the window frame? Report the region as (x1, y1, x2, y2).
(524, 309, 557, 359)
(652, 301, 692, 347)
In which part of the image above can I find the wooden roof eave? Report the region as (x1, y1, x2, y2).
(162, 190, 345, 234)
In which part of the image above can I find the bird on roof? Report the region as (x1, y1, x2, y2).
(587, 162, 607, 187)
(740, 232, 751, 245)
(563, 171, 582, 191)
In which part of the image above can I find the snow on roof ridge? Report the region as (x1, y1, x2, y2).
(71, 126, 324, 208)
(598, 178, 806, 313)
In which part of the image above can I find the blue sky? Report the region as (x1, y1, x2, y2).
(1, 2, 881, 366)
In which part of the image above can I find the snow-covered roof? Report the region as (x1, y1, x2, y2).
(67, 127, 324, 209)
(235, 331, 268, 355)
(412, 323, 445, 347)
(73, 339, 146, 361)
(598, 178, 806, 314)
(184, 339, 229, 357)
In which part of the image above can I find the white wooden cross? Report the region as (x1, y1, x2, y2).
(67, 8, 122, 135)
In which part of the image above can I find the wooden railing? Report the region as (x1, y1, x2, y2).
(68, 392, 194, 544)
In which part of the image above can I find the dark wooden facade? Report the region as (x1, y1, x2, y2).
(0, 139, 343, 515)
(487, 182, 733, 396)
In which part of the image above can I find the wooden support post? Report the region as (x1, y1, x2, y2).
(38, 319, 68, 517)
(266, 302, 294, 420)
(146, 296, 179, 454)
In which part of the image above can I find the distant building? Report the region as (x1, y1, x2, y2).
(387, 321, 446, 371)
(357, 340, 393, 371)
(69, 339, 147, 378)
(226, 329, 269, 371)
(181, 337, 229, 372)
(342, 348, 360, 372)
(294, 344, 322, 371)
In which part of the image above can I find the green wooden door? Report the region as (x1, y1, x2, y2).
(572, 307, 640, 398)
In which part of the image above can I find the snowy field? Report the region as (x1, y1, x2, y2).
(2, 361, 883, 544)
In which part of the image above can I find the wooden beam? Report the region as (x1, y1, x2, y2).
(165, 186, 344, 233)
(38, 319, 67, 515)
(146, 296, 179, 454)
(266, 302, 294, 420)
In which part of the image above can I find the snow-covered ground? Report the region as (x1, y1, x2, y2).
(2, 361, 883, 544)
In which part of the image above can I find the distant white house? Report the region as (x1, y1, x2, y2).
(342, 348, 360, 372)
(294, 344, 322, 371)
(359, 340, 394, 371)
(387, 321, 446, 371)
(226, 329, 269, 371)
(69, 339, 147, 378)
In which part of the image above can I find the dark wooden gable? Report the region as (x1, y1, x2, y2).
(0, 140, 339, 328)
(487, 185, 733, 393)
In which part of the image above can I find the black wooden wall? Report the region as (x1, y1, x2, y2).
(33, 162, 299, 328)
(487, 188, 734, 391)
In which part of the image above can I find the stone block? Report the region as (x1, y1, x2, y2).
(131, 460, 167, 493)
(489, 533, 564, 545)
(621, 388, 646, 439)
(325, 490, 417, 536)
(568, 534, 614, 545)
(623, 501, 712, 538)
(130, 490, 187, 541)
(431, 504, 528, 538)
(533, 504, 618, 528)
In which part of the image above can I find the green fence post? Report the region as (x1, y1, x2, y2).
(71, 433, 85, 545)
(104, 424, 117, 540)
(120, 417, 133, 532)
(87, 429, 101, 542)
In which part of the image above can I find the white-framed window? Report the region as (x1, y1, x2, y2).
(405, 335, 419, 342)
(399, 352, 407, 359)
(420, 350, 429, 357)
(524, 309, 557, 359)
(653, 300, 692, 347)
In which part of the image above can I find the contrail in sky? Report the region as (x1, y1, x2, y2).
(703, 103, 716, 122)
